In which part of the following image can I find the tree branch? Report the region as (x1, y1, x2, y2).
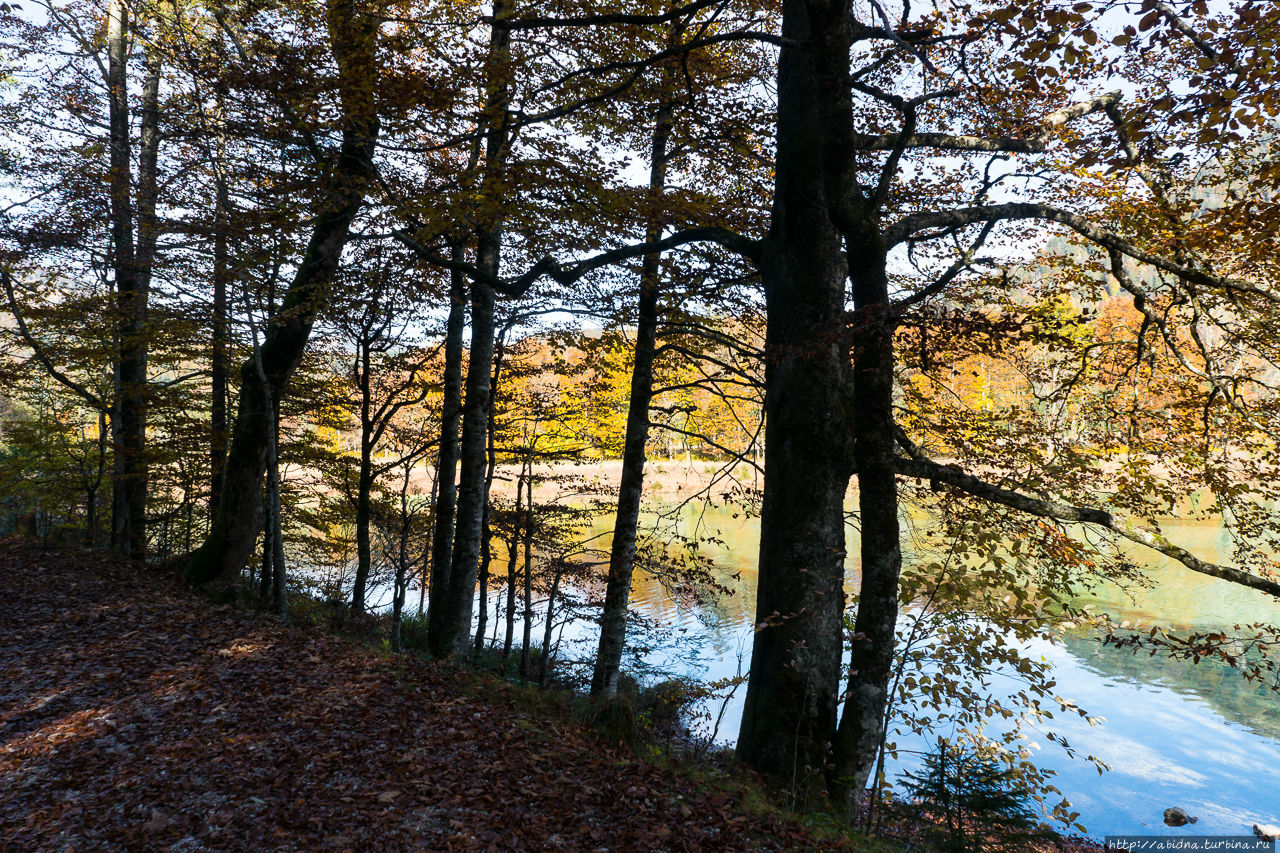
(893, 429, 1280, 599)
(1151, 0, 1245, 77)
(893, 218, 996, 309)
(883, 201, 1280, 302)
(1, 268, 107, 412)
(501, 0, 721, 29)
(393, 226, 759, 297)
(852, 91, 1120, 153)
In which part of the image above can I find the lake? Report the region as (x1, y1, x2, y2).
(376, 489, 1280, 840)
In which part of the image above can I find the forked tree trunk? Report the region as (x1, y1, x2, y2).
(438, 273, 496, 653)
(426, 259, 466, 649)
(433, 0, 512, 656)
(832, 240, 902, 805)
(502, 467, 524, 659)
(185, 0, 380, 585)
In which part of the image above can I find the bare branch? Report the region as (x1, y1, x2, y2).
(1, 268, 107, 412)
(394, 226, 759, 297)
(893, 218, 996, 309)
(1151, 0, 1245, 77)
(852, 91, 1120, 153)
(860, 0, 939, 74)
(501, 0, 721, 30)
(154, 370, 206, 388)
(884, 201, 1280, 302)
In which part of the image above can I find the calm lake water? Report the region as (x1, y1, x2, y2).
(377, 495, 1280, 840)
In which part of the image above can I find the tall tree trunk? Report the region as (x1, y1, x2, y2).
(833, 238, 901, 804)
(243, 289, 288, 616)
(106, 0, 132, 556)
(107, 2, 159, 559)
(591, 97, 672, 696)
(426, 256, 466, 649)
(518, 458, 534, 678)
(502, 467, 523, 659)
(267, 396, 287, 617)
(392, 465, 412, 650)
(433, 0, 512, 656)
(185, 0, 380, 586)
(129, 47, 160, 557)
(539, 560, 563, 686)
(86, 409, 108, 547)
(474, 338, 505, 650)
(84, 481, 98, 548)
(210, 108, 230, 519)
(474, 512, 492, 649)
(736, 0, 856, 793)
(352, 451, 374, 612)
(439, 274, 496, 653)
(352, 340, 374, 612)
(259, 488, 273, 603)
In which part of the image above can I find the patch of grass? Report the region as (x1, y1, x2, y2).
(648, 750, 908, 852)
(581, 694, 638, 748)
(398, 612, 430, 652)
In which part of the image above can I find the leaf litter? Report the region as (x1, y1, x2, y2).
(0, 542, 833, 852)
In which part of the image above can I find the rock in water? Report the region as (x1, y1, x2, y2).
(1163, 807, 1199, 827)
(1254, 824, 1280, 842)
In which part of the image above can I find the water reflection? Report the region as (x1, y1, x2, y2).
(607, 503, 1280, 838)
(371, 495, 1280, 837)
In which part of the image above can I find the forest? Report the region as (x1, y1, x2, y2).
(3, 0, 1280, 845)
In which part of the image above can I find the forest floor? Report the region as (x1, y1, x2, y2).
(0, 540, 1113, 852)
(0, 540, 879, 852)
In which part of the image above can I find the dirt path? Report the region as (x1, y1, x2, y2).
(0, 542, 839, 852)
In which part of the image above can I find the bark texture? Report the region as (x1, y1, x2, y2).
(437, 275, 496, 653)
(106, 3, 160, 559)
(351, 353, 375, 614)
(736, 0, 857, 787)
(432, 0, 512, 656)
(426, 263, 466, 648)
(210, 116, 230, 518)
(832, 235, 900, 803)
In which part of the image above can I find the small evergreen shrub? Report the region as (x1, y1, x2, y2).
(898, 739, 1056, 852)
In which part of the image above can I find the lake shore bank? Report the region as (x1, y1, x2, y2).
(0, 540, 874, 851)
(0, 539, 1112, 852)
